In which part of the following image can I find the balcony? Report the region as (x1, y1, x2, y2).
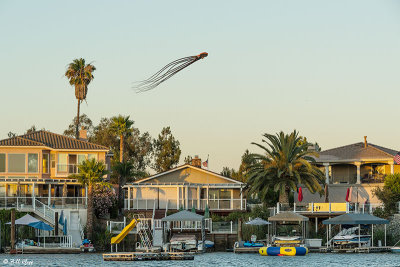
(125, 198, 246, 211)
(0, 196, 87, 210)
(56, 164, 79, 177)
(273, 202, 384, 215)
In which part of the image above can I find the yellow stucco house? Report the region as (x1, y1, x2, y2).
(124, 159, 246, 214)
(0, 130, 110, 209)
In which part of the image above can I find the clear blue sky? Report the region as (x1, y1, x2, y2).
(1, 1, 400, 172)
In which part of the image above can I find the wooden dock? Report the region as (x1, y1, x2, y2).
(103, 252, 194, 261)
(318, 246, 391, 253)
(233, 247, 261, 253)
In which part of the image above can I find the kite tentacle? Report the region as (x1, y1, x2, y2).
(133, 52, 208, 92)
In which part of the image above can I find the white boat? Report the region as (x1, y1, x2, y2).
(391, 247, 400, 253)
(332, 227, 371, 246)
(170, 234, 197, 251)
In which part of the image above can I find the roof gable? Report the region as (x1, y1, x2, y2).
(0, 131, 108, 151)
(317, 142, 397, 162)
(134, 165, 244, 185)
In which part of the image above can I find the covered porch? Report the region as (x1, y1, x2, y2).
(124, 183, 246, 211)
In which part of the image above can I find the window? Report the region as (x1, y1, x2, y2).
(0, 154, 5, 172)
(88, 154, 97, 161)
(51, 154, 56, 168)
(8, 154, 25, 173)
(0, 184, 5, 197)
(42, 154, 49, 174)
(57, 153, 67, 172)
(28, 153, 38, 173)
(7, 184, 18, 196)
(78, 154, 86, 165)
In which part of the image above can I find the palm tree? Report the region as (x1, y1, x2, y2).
(65, 58, 96, 139)
(110, 115, 134, 162)
(70, 158, 109, 240)
(246, 130, 325, 204)
(112, 160, 134, 212)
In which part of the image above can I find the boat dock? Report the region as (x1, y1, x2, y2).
(319, 246, 391, 253)
(103, 252, 195, 261)
(233, 247, 261, 253)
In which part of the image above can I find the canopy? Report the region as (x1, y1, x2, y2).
(323, 213, 389, 225)
(268, 212, 309, 222)
(161, 210, 204, 222)
(6, 214, 39, 225)
(245, 217, 271, 225)
(28, 221, 53, 231)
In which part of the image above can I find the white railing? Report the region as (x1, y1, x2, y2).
(34, 199, 55, 224)
(35, 235, 73, 248)
(276, 202, 384, 214)
(56, 164, 79, 175)
(0, 196, 86, 210)
(125, 198, 246, 211)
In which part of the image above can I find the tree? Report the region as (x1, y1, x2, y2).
(152, 127, 181, 172)
(70, 158, 108, 240)
(246, 130, 325, 204)
(110, 115, 134, 163)
(184, 155, 193, 165)
(112, 160, 134, 213)
(65, 58, 96, 139)
(7, 132, 16, 138)
(25, 125, 37, 134)
(63, 114, 94, 138)
(373, 173, 400, 217)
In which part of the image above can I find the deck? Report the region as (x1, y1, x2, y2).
(103, 252, 195, 261)
(319, 246, 391, 253)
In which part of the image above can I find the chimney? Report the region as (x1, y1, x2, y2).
(191, 155, 202, 168)
(79, 128, 88, 141)
(364, 136, 368, 148)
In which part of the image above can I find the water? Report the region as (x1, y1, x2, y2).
(0, 252, 399, 267)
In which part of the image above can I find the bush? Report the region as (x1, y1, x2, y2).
(93, 185, 117, 218)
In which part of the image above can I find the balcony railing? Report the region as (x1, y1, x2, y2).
(125, 198, 246, 211)
(56, 164, 79, 176)
(0, 196, 87, 210)
(275, 202, 384, 215)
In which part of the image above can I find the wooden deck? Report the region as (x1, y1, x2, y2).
(233, 247, 261, 253)
(319, 246, 391, 253)
(103, 252, 195, 261)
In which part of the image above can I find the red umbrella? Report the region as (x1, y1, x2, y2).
(298, 187, 303, 202)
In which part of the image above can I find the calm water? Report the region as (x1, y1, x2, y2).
(0, 252, 399, 267)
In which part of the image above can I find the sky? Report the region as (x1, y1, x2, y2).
(1, 1, 400, 172)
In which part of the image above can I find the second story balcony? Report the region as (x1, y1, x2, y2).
(56, 164, 80, 177)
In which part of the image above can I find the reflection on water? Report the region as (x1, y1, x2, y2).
(0, 252, 399, 267)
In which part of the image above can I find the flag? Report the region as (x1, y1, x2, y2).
(394, 152, 400, 164)
(298, 187, 303, 202)
(202, 159, 208, 168)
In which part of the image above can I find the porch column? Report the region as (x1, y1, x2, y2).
(323, 163, 330, 184)
(230, 189, 233, 210)
(48, 184, 51, 206)
(176, 186, 180, 209)
(355, 162, 361, 184)
(185, 186, 189, 210)
(389, 161, 394, 174)
(197, 186, 200, 210)
(127, 187, 131, 210)
(240, 187, 243, 210)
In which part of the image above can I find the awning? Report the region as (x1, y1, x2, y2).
(268, 212, 309, 222)
(28, 221, 53, 231)
(161, 210, 204, 222)
(6, 214, 40, 225)
(322, 213, 389, 225)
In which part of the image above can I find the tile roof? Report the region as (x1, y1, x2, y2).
(316, 142, 397, 162)
(0, 131, 108, 150)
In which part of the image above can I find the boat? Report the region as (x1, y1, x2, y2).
(259, 246, 308, 256)
(198, 240, 214, 248)
(332, 227, 371, 246)
(273, 236, 302, 246)
(391, 247, 400, 253)
(80, 239, 96, 252)
(170, 234, 197, 251)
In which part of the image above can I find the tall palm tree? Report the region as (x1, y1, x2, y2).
(70, 158, 109, 240)
(65, 58, 96, 139)
(110, 115, 134, 162)
(247, 130, 325, 204)
(112, 160, 134, 212)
